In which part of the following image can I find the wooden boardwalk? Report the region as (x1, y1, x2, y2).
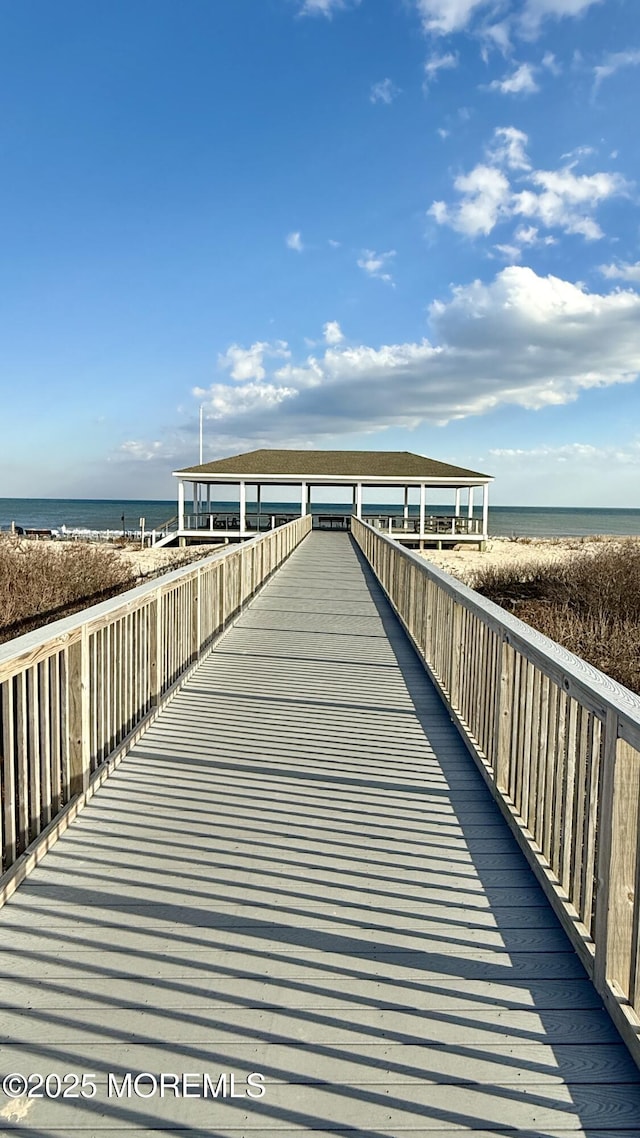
(1, 532, 640, 1135)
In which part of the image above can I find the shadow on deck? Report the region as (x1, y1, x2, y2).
(1, 533, 639, 1135)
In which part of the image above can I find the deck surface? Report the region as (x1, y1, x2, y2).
(1, 532, 640, 1135)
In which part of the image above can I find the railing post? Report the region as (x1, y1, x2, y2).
(594, 709, 640, 998)
(191, 569, 200, 662)
(149, 590, 162, 706)
(495, 635, 515, 792)
(1, 681, 17, 867)
(68, 630, 90, 798)
(449, 603, 463, 710)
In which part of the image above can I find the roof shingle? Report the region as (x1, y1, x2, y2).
(176, 449, 490, 480)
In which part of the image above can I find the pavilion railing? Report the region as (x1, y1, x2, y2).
(0, 514, 311, 896)
(369, 514, 483, 536)
(351, 515, 640, 1067)
(182, 512, 284, 532)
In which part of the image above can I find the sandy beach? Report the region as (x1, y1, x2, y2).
(418, 535, 640, 587)
(116, 541, 225, 579)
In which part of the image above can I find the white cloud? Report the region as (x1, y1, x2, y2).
(494, 243, 523, 260)
(513, 167, 627, 239)
(561, 144, 596, 164)
(424, 52, 458, 86)
(490, 442, 640, 465)
(357, 248, 396, 285)
(494, 243, 522, 261)
(430, 164, 511, 237)
(414, 0, 490, 35)
(430, 126, 627, 241)
(323, 320, 345, 345)
(298, 0, 356, 16)
(117, 440, 171, 462)
(489, 62, 539, 95)
(488, 126, 531, 170)
(524, 0, 602, 11)
(193, 380, 298, 419)
(514, 223, 556, 246)
(520, 0, 604, 34)
(370, 78, 400, 104)
(217, 341, 291, 383)
(542, 50, 561, 73)
(328, 238, 341, 247)
(482, 20, 512, 53)
(483, 440, 640, 504)
(494, 224, 557, 258)
(594, 49, 640, 91)
(414, 0, 601, 38)
(514, 224, 538, 244)
(286, 231, 304, 252)
(191, 268, 640, 442)
(600, 261, 640, 282)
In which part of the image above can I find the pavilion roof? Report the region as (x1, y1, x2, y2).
(175, 449, 491, 480)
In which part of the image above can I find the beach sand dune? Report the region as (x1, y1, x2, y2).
(418, 535, 640, 587)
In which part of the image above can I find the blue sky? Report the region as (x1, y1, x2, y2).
(1, 0, 640, 505)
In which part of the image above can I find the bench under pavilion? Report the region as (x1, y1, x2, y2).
(152, 449, 493, 549)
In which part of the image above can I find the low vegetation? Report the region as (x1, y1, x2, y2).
(473, 542, 640, 696)
(0, 539, 137, 645)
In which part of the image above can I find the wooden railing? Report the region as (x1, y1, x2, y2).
(0, 515, 311, 896)
(369, 514, 483, 536)
(351, 516, 640, 1065)
(183, 512, 279, 532)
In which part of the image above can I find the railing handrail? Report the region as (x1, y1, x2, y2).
(355, 518, 640, 746)
(351, 514, 640, 1069)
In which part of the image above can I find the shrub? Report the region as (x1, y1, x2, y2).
(0, 539, 136, 644)
(473, 543, 640, 695)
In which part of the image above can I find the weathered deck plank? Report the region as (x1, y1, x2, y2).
(0, 531, 639, 1135)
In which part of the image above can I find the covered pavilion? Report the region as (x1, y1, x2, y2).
(154, 449, 493, 548)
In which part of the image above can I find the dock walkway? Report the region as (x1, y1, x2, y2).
(1, 532, 640, 1135)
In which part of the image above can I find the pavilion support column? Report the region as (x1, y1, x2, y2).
(194, 482, 199, 516)
(178, 480, 185, 530)
(482, 483, 489, 538)
(239, 481, 246, 534)
(355, 483, 363, 519)
(256, 484, 261, 528)
(300, 481, 307, 516)
(454, 488, 461, 517)
(419, 483, 426, 536)
(403, 486, 409, 530)
(468, 486, 474, 519)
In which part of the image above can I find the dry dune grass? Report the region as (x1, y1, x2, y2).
(0, 538, 220, 645)
(0, 538, 136, 644)
(473, 543, 640, 695)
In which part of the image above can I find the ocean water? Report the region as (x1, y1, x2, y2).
(1, 498, 640, 539)
(0, 499, 177, 537)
